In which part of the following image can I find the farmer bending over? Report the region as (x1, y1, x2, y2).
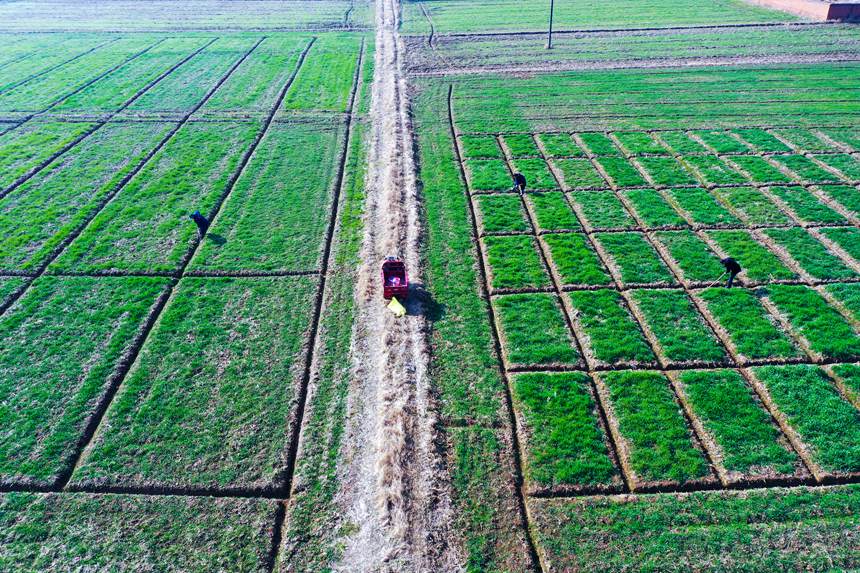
(511, 172, 527, 194)
(190, 210, 209, 239)
(721, 257, 742, 288)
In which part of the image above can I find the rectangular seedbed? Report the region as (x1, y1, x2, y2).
(653, 230, 724, 283)
(629, 289, 727, 365)
(769, 154, 841, 183)
(817, 226, 860, 261)
(657, 131, 709, 154)
(825, 282, 860, 321)
(682, 155, 748, 186)
(0, 120, 96, 191)
(542, 233, 611, 287)
(280, 34, 363, 113)
(612, 132, 665, 155)
(128, 37, 259, 113)
(593, 232, 676, 286)
(50, 120, 260, 274)
(692, 130, 750, 154)
(751, 364, 860, 477)
(772, 128, 835, 153)
(697, 287, 802, 362)
(70, 276, 317, 492)
(768, 185, 847, 224)
(818, 128, 860, 152)
(511, 371, 623, 494)
(476, 193, 529, 233)
(0, 276, 168, 487)
(537, 133, 584, 158)
(729, 155, 792, 184)
(567, 289, 656, 367)
(509, 158, 558, 190)
(710, 187, 791, 226)
(500, 133, 541, 157)
(594, 156, 648, 187)
(620, 189, 687, 228)
(829, 362, 860, 405)
(816, 184, 860, 217)
(676, 369, 803, 482)
(765, 284, 860, 361)
(0, 122, 171, 271)
(577, 132, 621, 156)
(527, 192, 580, 231)
(483, 235, 549, 290)
(569, 191, 635, 230)
(190, 124, 343, 273)
(663, 188, 740, 227)
(459, 134, 502, 159)
(493, 293, 580, 368)
(732, 129, 792, 153)
(705, 230, 797, 282)
(598, 370, 712, 488)
(636, 156, 699, 186)
(763, 227, 856, 280)
(813, 153, 860, 181)
(465, 158, 511, 192)
(554, 158, 606, 189)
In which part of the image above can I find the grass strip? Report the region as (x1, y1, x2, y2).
(653, 230, 723, 282)
(476, 193, 529, 233)
(773, 128, 835, 152)
(814, 153, 860, 180)
(594, 232, 675, 285)
(554, 158, 605, 189)
(568, 290, 655, 365)
(501, 133, 540, 157)
(664, 188, 739, 226)
(494, 293, 579, 366)
(711, 187, 790, 225)
(659, 131, 708, 153)
(0, 120, 95, 190)
(578, 132, 620, 156)
(817, 184, 860, 218)
(601, 370, 709, 484)
(768, 185, 846, 224)
(483, 235, 549, 290)
(72, 276, 317, 491)
(682, 155, 747, 185)
(678, 369, 798, 477)
(0, 276, 167, 485)
(817, 227, 860, 261)
(512, 372, 620, 490)
(637, 156, 698, 186)
(830, 363, 860, 404)
(613, 131, 664, 155)
(752, 364, 860, 474)
(542, 233, 609, 286)
(621, 189, 686, 228)
(693, 131, 750, 154)
(466, 158, 511, 192)
(0, 492, 278, 571)
(825, 282, 860, 320)
(733, 129, 791, 153)
(730, 155, 791, 184)
(570, 191, 635, 229)
(531, 484, 860, 572)
(459, 134, 502, 159)
(538, 133, 584, 158)
(697, 287, 800, 361)
(594, 156, 647, 187)
(528, 192, 579, 231)
(705, 230, 796, 282)
(630, 289, 726, 363)
(770, 154, 840, 183)
(766, 284, 860, 361)
(764, 228, 856, 280)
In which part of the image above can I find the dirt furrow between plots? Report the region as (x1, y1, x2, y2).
(336, 0, 462, 571)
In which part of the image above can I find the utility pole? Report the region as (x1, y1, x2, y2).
(546, 0, 555, 49)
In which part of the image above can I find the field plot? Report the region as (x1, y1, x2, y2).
(401, 0, 794, 35)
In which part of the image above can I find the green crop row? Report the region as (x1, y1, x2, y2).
(72, 276, 317, 491)
(280, 34, 363, 113)
(51, 120, 259, 274)
(0, 276, 168, 485)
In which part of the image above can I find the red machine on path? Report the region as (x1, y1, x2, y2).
(382, 257, 408, 300)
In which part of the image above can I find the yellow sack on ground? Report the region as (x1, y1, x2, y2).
(387, 296, 406, 318)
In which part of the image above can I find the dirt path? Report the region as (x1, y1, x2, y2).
(334, 0, 463, 570)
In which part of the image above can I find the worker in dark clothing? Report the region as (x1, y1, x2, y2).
(511, 172, 527, 194)
(190, 210, 209, 239)
(721, 257, 742, 288)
